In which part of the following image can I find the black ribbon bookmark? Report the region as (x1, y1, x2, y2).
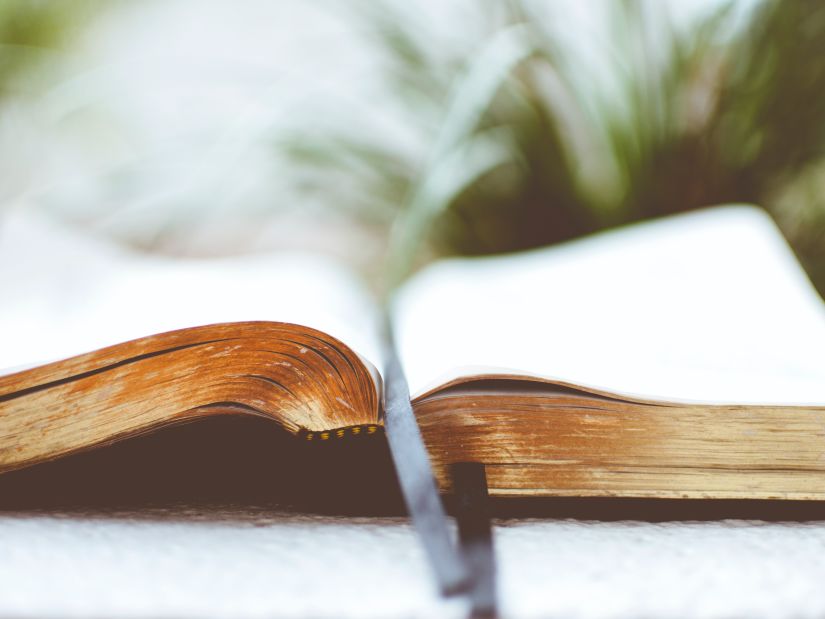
(381, 323, 470, 596)
(451, 462, 498, 618)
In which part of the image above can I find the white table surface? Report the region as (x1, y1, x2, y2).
(2, 503, 825, 619)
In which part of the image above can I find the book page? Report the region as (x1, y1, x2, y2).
(392, 206, 825, 405)
(0, 210, 382, 373)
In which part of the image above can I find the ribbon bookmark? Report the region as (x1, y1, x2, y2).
(451, 462, 498, 618)
(381, 322, 470, 596)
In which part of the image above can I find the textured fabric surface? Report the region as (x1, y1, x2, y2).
(2, 506, 825, 618)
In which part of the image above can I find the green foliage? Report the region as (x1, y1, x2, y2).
(0, 0, 100, 98)
(288, 0, 825, 292)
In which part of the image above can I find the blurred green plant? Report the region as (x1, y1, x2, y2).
(0, 0, 100, 98)
(286, 0, 825, 293)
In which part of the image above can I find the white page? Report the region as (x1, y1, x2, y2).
(0, 210, 382, 373)
(393, 206, 825, 405)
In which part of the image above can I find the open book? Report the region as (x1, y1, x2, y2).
(2, 205, 825, 499)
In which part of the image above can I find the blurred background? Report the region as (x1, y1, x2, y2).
(2, 0, 824, 292)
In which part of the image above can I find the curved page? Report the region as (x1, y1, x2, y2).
(0, 210, 382, 373)
(393, 206, 825, 405)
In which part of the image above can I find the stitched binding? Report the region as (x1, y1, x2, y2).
(299, 424, 383, 442)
